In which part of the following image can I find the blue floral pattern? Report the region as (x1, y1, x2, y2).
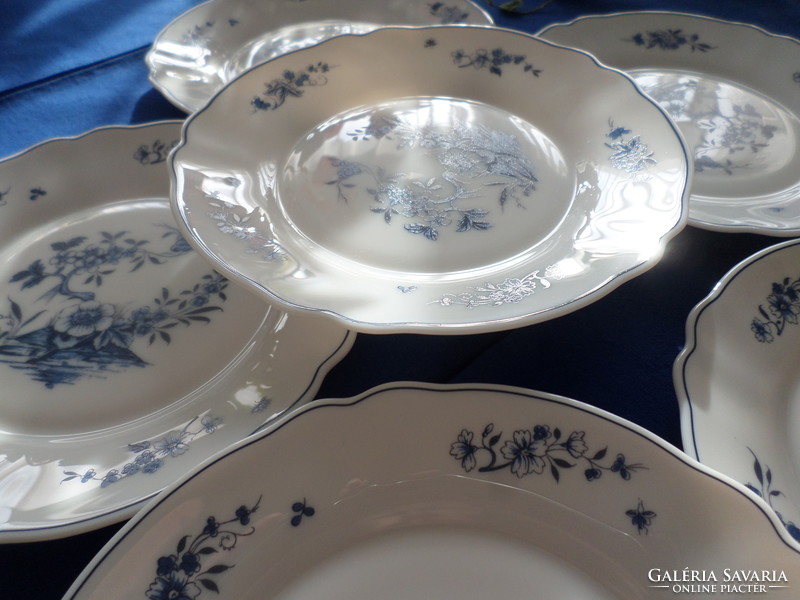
(290, 499, 315, 527)
(326, 120, 538, 241)
(0, 226, 228, 387)
(134, 138, 178, 165)
(62, 414, 223, 487)
(251, 62, 331, 111)
(627, 29, 715, 52)
(450, 422, 645, 482)
(145, 497, 261, 600)
(626, 498, 657, 534)
(451, 422, 650, 534)
(450, 47, 542, 77)
(751, 275, 800, 342)
(744, 448, 800, 542)
(605, 119, 657, 173)
(182, 18, 238, 46)
(428, 2, 472, 23)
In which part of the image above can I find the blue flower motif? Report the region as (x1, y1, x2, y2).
(201, 415, 222, 433)
(171, 236, 193, 253)
(532, 425, 551, 441)
(191, 295, 209, 307)
(144, 497, 262, 598)
(501, 429, 546, 477)
(449, 429, 478, 472)
(767, 286, 800, 323)
(99, 469, 121, 487)
(156, 554, 179, 577)
(202, 281, 222, 295)
(751, 318, 774, 343)
(564, 431, 588, 458)
(626, 499, 657, 534)
(236, 505, 253, 525)
(203, 516, 220, 537)
(146, 572, 201, 600)
(156, 432, 190, 458)
(752, 276, 800, 342)
(180, 552, 201, 575)
(143, 458, 164, 474)
(53, 301, 115, 337)
(610, 453, 633, 480)
(584, 467, 601, 481)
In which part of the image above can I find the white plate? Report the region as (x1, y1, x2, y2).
(0, 123, 354, 542)
(538, 11, 800, 235)
(171, 25, 689, 334)
(675, 238, 800, 547)
(66, 382, 799, 599)
(146, 0, 493, 113)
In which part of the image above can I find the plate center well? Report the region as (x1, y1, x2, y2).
(0, 200, 266, 436)
(274, 527, 616, 600)
(279, 97, 571, 275)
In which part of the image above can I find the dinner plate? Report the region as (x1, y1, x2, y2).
(0, 122, 354, 542)
(171, 25, 689, 334)
(146, 0, 493, 113)
(538, 11, 800, 235)
(675, 238, 800, 547)
(65, 382, 799, 599)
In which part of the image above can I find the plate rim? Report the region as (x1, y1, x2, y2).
(64, 380, 800, 599)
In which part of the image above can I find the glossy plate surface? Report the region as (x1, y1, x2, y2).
(172, 25, 689, 334)
(0, 123, 354, 542)
(66, 383, 799, 599)
(675, 238, 800, 547)
(538, 11, 800, 235)
(146, 0, 493, 113)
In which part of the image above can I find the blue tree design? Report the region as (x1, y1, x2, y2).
(0, 226, 229, 387)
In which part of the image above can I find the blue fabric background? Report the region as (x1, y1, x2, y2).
(1, 0, 797, 597)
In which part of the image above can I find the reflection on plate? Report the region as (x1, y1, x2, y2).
(675, 238, 800, 546)
(146, 0, 493, 113)
(538, 11, 800, 235)
(172, 25, 689, 334)
(66, 383, 799, 599)
(0, 123, 354, 542)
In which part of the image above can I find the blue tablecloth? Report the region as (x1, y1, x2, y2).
(1, 0, 798, 597)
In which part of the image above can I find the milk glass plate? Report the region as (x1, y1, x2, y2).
(675, 238, 800, 548)
(538, 11, 800, 235)
(0, 123, 354, 542)
(146, 0, 493, 113)
(172, 25, 689, 334)
(65, 382, 799, 599)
